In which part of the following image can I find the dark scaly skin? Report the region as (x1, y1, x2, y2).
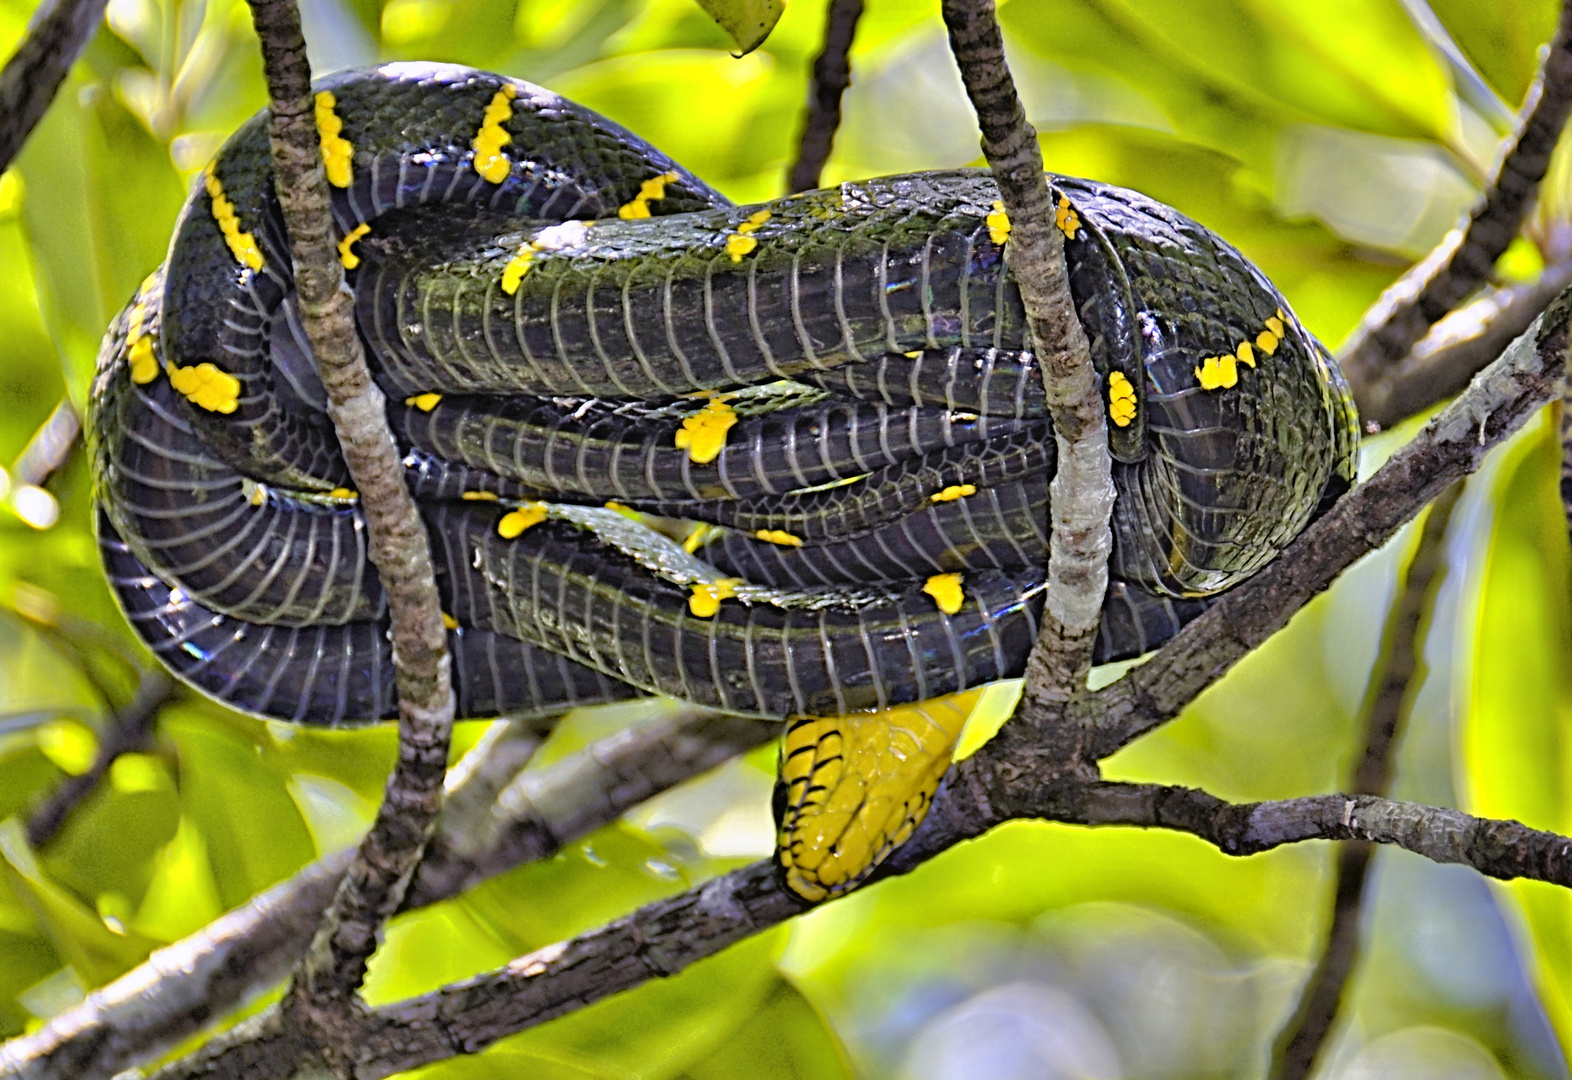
(89, 65, 1358, 730)
(427, 503, 1047, 718)
(159, 62, 728, 490)
(389, 385, 1030, 503)
(642, 427, 1053, 541)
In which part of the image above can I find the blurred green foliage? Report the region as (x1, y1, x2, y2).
(0, 0, 1570, 1076)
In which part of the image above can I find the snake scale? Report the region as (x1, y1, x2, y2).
(88, 63, 1359, 901)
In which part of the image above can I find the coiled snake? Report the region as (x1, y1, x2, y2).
(88, 63, 1359, 902)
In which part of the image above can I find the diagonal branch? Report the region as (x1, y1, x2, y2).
(0, 708, 767, 1080)
(143, 776, 1572, 1080)
(1342, 0, 1572, 412)
(941, 0, 1112, 770)
(24, 669, 176, 848)
(785, 0, 863, 194)
(243, 0, 455, 1060)
(1268, 479, 1463, 1080)
(1363, 260, 1572, 428)
(0, 0, 106, 173)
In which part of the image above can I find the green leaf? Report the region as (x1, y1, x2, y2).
(0, 819, 159, 986)
(163, 706, 317, 909)
(1459, 408, 1572, 1055)
(688, 0, 785, 55)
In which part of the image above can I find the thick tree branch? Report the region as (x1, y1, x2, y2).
(0, 708, 766, 1080)
(0, 0, 106, 173)
(941, 0, 1112, 769)
(1079, 295, 1570, 760)
(1269, 480, 1462, 1080)
(785, 0, 863, 194)
(1342, 0, 1572, 410)
(242, 0, 456, 1059)
(24, 669, 175, 848)
(139, 767, 1572, 1080)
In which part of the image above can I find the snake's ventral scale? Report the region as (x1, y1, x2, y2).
(88, 63, 1359, 903)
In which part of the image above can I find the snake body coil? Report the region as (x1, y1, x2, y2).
(89, 63, 1358, 899)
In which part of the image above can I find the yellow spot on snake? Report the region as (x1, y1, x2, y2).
(986, 200, 1010, 245)
(497, 502, 547, 538)
(903, 350, 923, 359)
(688, 578, 740, 618)
(314, 91, 354, 188)
(472, 84, 518, 184)
(617, 171, 679, 219)
(203, 164, 263, 271)
(1107, 370, 1137, 427)
(682, 522, 715, 553)
(405, 392, 443, 412)
(461, 490, 499, 501)
(922, 572, 965, 615)
(328, 488, 357, 500)
(442, 611, 458, 630)
(1054, 193, 1082, 239)
(754, 529, 803, 547)
(1194, 354, 1236, 390)
(675, 398, 738, 464)
(245, 480, 269, 506)
(777, 688, 982, 901)
(725, 209, 772, 262)
(1194, 338, 1260, 391)
(126, 302, 157, 384)
(929, 484, 977, 504)
(1255, 328, 1280, 355)
(337, 222, 371, 269)
(501, 242, 539, 294)
(166, 360, 241, 413)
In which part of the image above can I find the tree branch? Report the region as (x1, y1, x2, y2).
(1269, 479, 1462, 1080)
(0, 0, 106, 173)
(941, 0, 1112, 771)
(1362, 260, 1572, 428)
(241, 0, 456, 1059)
(0, 708, 767, 1080)
(139, 764, 1572, 1080)
(24, 669, 175, 848)
(785, 0, 863, 194)
(1342, 0, 1572, 410)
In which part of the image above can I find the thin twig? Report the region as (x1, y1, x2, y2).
(242, 0, 456, 1062)
(11, 400, 80, 486)
(1342, 0, 1572, 410)
(1366, 261, 1572, 428)
(0, 708, 767, 1080)
(24, 670, 176, 848)
(1268, 479, 1463, 1080)
(785, 0, 863, 194)
(941, 0, 1112, 773)
(0, 0, 106, 173)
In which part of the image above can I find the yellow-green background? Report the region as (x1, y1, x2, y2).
(0, 0, 1570, 1076)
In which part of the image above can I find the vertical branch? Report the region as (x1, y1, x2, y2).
(241, 0, 456, 1064)
(0, 0, 107, 172)
(1343, 0, 1572, 409)
(785, 0, 864, 194)
(940, 0, 1112, 768)
(1269, 481, 1464, 1080)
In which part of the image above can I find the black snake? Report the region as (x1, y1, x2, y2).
(87, 63, 1360, 900)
